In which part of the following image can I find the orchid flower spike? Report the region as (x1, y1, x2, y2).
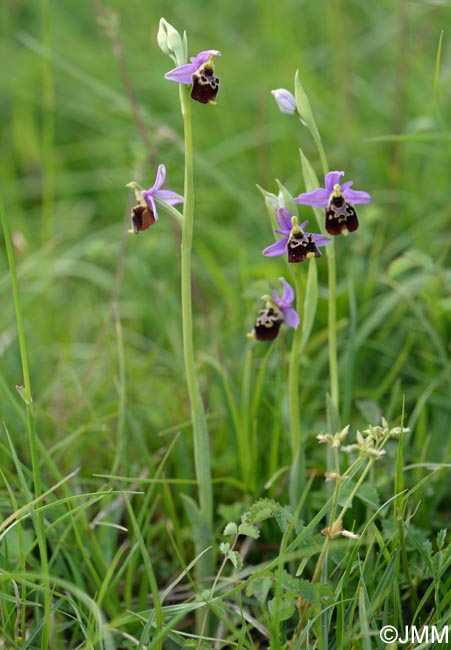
(295, 171, 371, 236)
(262, 208, 330, 262)
(165, 50, 221, 104)
(247, 277, 300, 341)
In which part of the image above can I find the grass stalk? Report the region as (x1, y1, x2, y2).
(0, 193, 51, 648)
(41, 0, 55, 243)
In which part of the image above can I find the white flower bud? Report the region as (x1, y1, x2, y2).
(157, 18, 184, 65)
(271, 89, 296, 115)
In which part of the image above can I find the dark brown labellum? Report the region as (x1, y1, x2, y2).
(288, 232, 322, 263)
(191, 66, 220, 104)
(253, 308, 283, 341)
(325, 198, 359, 235)
(131, 205, 156, 234)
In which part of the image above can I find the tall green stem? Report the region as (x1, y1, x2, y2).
(178, 85, 213, 529)
(41, 0, 55, 242)
(288, 268, 304, 507)
(326, 246, 339, 410)
(311, 132, 339, 415)
(0, 193, 51, 648)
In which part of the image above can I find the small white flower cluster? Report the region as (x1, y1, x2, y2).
(317, 419, 409, 459)
(321, 519, 359, 540)
(341, 429, 387, 458)
(362, 418, 410, 443)
(316, 424, 350, 449)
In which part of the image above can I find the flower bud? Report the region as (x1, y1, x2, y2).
(157, 18, 184, 65)
(271, 88, 296, 115)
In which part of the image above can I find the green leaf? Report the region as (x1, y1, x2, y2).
(243, 498, 277, 523)
(276, 179, 298, 217)
(299, 148, 320, 192)
(299, 148, 324, 232)
(245, 507, 273, 523)
(437, 529, 447, 550)
(227, 550, 243, 570)
(238, 523, 260, 539)
(274, 506, 289, 533)
(294, 70, 317, 136)
(356, 483, 380, 509)
(180, 494, 213, 577)
(297, 580, 334, 606)
(268, 597, 296, 621)
(246, 576, 272, 603)
(256, 184, 279, 212)
(223, 522, 238, 536)
(219, 542, 230, 555)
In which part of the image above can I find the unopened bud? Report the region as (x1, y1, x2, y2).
(271, 88, 296, 115)
(157, 18, 184, 65)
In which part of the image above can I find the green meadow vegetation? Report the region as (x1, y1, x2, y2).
(1, 0, 451, 648)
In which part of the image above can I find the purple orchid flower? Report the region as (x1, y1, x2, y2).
(271, 89, 296, 115)
(248, 277, 300, 341)
(165, 50, 221, 104)
(164, 50, 221, 83)
(131, 164, 183, 234)
(295, 171, 371, 236)
(262, 208, 330, 263)
(273, 277, 300, 329)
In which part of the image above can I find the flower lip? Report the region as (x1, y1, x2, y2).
(262, 208, 330, 259)
(250, 307, 284, 341)
(249, 277, 300, 340)
(191, 55, 220, 104)
(131, 204, 156, 233)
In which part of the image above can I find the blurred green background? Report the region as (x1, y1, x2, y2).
(1, 0, 450, 499)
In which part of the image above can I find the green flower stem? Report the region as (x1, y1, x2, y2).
(311, 132, 339, 415)
(41, 0, 55, 243)
(178, 85, 213, 528)
(288, 268, 305, 507)
(0, 193, 51, 648)
(312, 455, 373, 584)
(325, 245, 339, 410)
(311, 129, 329, 186)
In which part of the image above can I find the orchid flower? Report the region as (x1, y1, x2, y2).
(129, 164, 183, 233)
(165, 50, 221, 104)
(248, 277, 300, 341)
(262, 208, 330, 262)
(295, 171, 371, 235)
